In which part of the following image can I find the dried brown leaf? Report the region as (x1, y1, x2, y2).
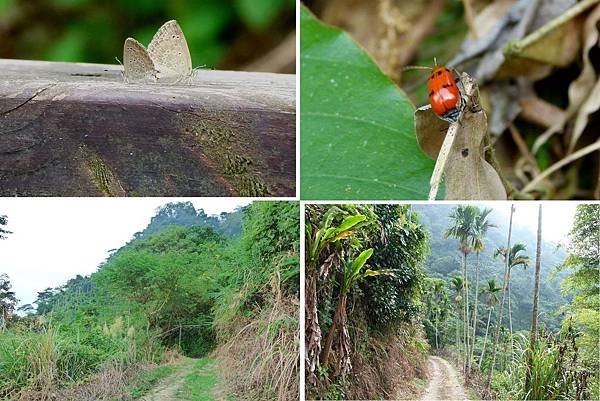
(505, 0, 597, 73)
(415, 105, 449, 160)
(518, 95, 565, 128)
(571, 78, 600, 152)
(451, 0, 591, 82)
(569, 4, 600, 152)
(486, 80, 522, 135)
(532, 2, 600, 152)
(415, 73, 507, 200)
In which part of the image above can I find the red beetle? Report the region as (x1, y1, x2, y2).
(428, 65, 464, 123)
(404, 59, 466, 124)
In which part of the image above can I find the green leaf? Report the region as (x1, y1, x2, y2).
(350, 248, 373, 273)
(300, 6, 434, 200)
(336, 215, 366, 232)
(322, 227, 337, 241)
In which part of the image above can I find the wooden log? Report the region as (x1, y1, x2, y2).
(0, 59, 296, 197)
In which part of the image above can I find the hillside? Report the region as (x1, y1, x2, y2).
(0, 201, 299, 401)
(414, 204, 568, 332)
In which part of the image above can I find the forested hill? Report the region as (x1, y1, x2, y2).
(131, 201, 245, 241)
(413, 204, 569, 331)
(33, 202, 246, 315)
(5, 201, 299, 400)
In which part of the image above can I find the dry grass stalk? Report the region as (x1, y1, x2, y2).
(216, 296, 299, 401)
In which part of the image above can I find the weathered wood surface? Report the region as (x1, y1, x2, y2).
(0, 58, 295, 196)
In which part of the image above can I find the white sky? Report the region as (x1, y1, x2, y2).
(0, 198, 251, 307)
(0, 199, 582, 308)
(486, 201, 577, 244)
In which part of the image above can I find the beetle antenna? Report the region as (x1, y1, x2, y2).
(433, 57, 437, 67)
(402, 65, 433, 72)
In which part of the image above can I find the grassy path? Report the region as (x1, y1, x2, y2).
(135, 357, 229, 401)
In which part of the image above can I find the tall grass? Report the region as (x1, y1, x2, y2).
(490, 328, 591, 400)
(216, 294, 299, 401)
(0, 330, 45, 399)
(0, 316, 156, 400)
(523, 329, 590, 400)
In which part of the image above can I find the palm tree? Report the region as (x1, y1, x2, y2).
(526, 205, 543, 389)
(469, 208, 496, 369)
(450, 275, 464, 353)
(494, 242, 530, 359)
(478, 278, 501, 368)
(487, 204, 515, 389)
(445, 205, 478, 378)
(429, 279, 447, 349)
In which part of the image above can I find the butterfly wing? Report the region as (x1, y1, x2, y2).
(147, 20, 192, 81)
(123, 38, 156, 82)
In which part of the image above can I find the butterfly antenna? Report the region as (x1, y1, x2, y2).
(115, 57, 123, 67)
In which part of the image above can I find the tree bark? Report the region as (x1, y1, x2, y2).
(525, 205, 543, 389)
(487, 204, 515, 389)
(435, 308, 439, 349)
(0, 59, 295, 196)
(305, 267, 322, 386)
(462, 252, 469, 377)
(479, 306, 494, 368)
(507, 277, 514, 363)
(321, 293, 347, 368)
(456, 313, 460, 351)
(470, 251, 481, 369)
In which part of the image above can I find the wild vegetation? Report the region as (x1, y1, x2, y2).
(419, 203, 599, 400)
(0, 201, 299, 401)
(305, 204, 429, 400)
(306, 203, 598, 400)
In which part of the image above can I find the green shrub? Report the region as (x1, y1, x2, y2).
(361, 205, 429, 330)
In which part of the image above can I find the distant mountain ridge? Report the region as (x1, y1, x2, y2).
(131, 201, 245, 241)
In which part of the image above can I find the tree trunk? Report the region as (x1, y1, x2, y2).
(479, 306, 494, 368)
(470, 251, 481, 369)
(525, 205, 543, 389)
(507, 275, 514, 364)
(461, 252, 468, 377)
(435, 308, 439, 349)
(305, 267, 322, 386)
(334, 297, 351, 376)
(321, 293, 347, 367)
(487, 204, 515, 389)
(456, 314, 460, 351)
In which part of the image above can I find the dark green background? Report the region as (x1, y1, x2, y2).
(0, 0, 295, 70)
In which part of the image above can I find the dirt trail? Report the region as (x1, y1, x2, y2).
(420, 356, 468, 401)
(139, 358, 196, 401)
